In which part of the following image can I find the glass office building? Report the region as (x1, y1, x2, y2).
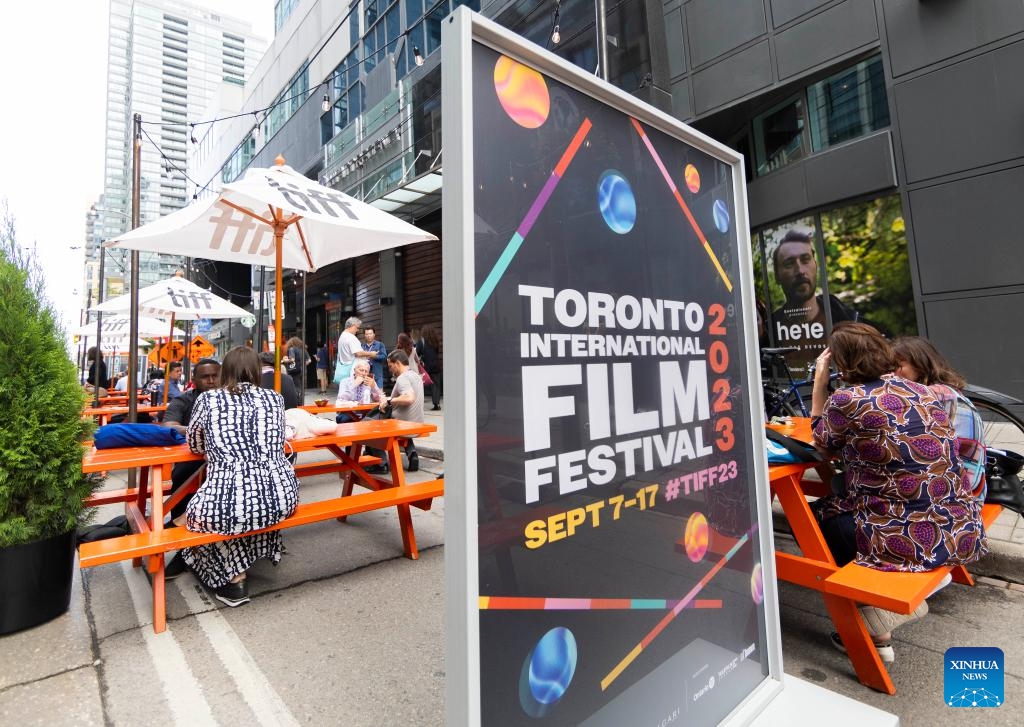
(88, 0, 266, 304)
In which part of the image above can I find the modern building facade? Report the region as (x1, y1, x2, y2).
(199, 0, 1023, 405)
(85, 0, 266, 306)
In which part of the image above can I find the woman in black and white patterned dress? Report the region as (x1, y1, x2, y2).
(181, 346, 299, 607)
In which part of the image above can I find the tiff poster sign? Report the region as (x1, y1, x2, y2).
(443, 11, 778, 726)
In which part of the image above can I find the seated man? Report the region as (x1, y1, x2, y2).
(335, 360, 382, 422)
(258, 351, 299, 409)
(160, 357, 221, 578)
(148, 361, 185, 404)
(371, 349, 424, 473)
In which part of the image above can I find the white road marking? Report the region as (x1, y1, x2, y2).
(177, 577, 301, 727)
(121, 563, 217, 726)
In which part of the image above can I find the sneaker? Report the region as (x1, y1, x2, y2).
(365, 463, 390, 475)
(407, 452, 419, 472)
(214, 580, 250, 608)
(430, 406, 441, 411)
(860, 600, 928, 637)
(830, 632, 894, 664)
(164, 552, 188, 580)
(929, 572, 953, 596)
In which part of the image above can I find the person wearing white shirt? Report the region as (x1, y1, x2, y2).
(336, 316, 376, 382)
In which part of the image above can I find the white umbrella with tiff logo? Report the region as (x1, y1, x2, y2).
(103, 155, 436, 390)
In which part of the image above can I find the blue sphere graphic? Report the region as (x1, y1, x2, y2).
(597, 170, 636, 234)
(528, 627, 578, 705)
(713, 199, 730, 233)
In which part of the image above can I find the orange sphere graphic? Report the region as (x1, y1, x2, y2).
(684, 164, 701, 193)
(751, 563, 764, 604)
(493, 56, 550, 129)
(683, 512, 709, 563)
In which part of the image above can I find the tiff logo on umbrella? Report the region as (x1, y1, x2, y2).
(167, 287, 215, 310)
(267, 178, 358, 219)
(208, 204, 273, 255)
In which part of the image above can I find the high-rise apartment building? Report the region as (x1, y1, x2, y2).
(87, 0, 266, 300)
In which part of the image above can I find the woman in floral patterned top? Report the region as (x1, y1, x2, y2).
(810, 323, 987, 661)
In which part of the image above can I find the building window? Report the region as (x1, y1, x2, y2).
(265, 66, 309, 140)
(752, 195, 916, 372)
(807, 55, 889, 151)
(274, 0, 299, 34)
(752, 95, 806, 177)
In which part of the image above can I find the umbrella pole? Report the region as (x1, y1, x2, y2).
(274, 217, 284, 393)
(163, 313, 176, 406)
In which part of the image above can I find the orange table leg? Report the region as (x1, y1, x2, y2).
(151, 563, 167, 634)
(386, 437, 418, 560)
(336, 443, 363, 523)
(823, 594, 896, 695)
(130, 465, 153, 568)
(949, 565, 975, 586)
(772, 468, 896, 694)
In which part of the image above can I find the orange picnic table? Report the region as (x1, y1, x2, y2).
(764, 417, 1000, 694)
(83, 404, 167, 426)
(80, 418, 440, 632)
(298, 402, 378, 420)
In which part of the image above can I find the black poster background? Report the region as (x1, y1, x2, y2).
(471, 42, 768, 725)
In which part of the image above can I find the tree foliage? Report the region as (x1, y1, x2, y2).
(0, 205, 99, 548)
(820, 195, 917, 337)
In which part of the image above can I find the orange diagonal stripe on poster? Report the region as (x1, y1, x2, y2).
(629, 118, 732, 292)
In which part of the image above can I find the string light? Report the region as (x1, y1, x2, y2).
(169, 24, 439, 198)
(550, 0, 562, 46)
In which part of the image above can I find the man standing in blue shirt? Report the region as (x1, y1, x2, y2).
(362, 326, 387, 388)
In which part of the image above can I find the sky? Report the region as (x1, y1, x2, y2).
(0, 1, 274, 335)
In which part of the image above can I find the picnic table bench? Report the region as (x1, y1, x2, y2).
(767, 419, 1003, 695)
(79, 419, 441, 632)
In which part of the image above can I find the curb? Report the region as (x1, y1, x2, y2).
(970, 539, 1024, 585)
(418, 445, 444, 461)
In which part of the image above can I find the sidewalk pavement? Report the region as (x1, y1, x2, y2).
(1, 390, 1022, 725)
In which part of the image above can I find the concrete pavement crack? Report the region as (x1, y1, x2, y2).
(0, 662, 97, 697)
(81, 568, 116, 727)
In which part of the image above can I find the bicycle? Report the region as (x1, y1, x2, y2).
(963, 383, 1024, 451)
(761, 347, 839, 420)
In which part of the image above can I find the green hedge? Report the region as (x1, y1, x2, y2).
(0, 212, 98, 548)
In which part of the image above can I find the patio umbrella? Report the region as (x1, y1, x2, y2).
(74, 315, 184, 340)
(91, 276, 252, 320)
(103, 155, 437, 390)
(92, 276, 251, 404)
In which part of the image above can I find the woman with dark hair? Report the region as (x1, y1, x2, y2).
(283, 336, 310, 395)
(180, 346, 299, 607)
(810, 323, 987, 662)
(85, 346, 107, 388)
(892, 336, 986, 499)
(417, 324, 442, 411)
(395, 332, 423, 375)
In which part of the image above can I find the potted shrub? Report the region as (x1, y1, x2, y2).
(0, 210, 99, 634)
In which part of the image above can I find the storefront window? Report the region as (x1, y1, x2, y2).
(820, 196, 915, 338)
(755, 195, 916, 373)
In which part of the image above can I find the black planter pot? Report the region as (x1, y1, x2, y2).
(0, 528, 76, 635)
